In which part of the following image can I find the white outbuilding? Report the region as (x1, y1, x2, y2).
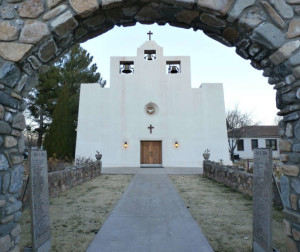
(75, 39, 230, 168)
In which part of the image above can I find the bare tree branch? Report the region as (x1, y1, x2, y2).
(226, 104, 259, 162)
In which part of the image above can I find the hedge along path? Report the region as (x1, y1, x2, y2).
(1, 0, 300, 250)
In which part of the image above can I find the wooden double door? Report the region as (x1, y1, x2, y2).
(140, 141, 162, 166)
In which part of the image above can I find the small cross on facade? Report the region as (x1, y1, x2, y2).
(147, 31, 153, 40)
(148, 124, 154, 134)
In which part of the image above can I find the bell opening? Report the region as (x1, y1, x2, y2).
(166, 61, 181, 74)
(169, 66, 179, 74)
(120, 61, 134, 74)
(122, 65, 133, 74)
(144, 50, 156, 61)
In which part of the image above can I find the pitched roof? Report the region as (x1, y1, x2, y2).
(228, 126, 279, 138)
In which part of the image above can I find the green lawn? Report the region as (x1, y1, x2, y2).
(19, 175, 133, 252)
(170, 175, 286, 252)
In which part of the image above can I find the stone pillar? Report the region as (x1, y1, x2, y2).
(279, 119, 300, 251)
(0, 36, 31, 250)
(0, 67, 26, 251)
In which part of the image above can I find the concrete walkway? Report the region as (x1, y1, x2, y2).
(86, 168, 213, 252)
(102, 166, 203, 175)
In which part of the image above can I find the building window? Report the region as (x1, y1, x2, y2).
(266, 139, 277, 150)
(237, 139, 244, 151)
(251, 139, 258, 150)
(166, 61, 181, 74)
(144, 50, 156, 60)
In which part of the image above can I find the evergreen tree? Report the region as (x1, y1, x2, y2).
(27, 66, 60, 148)
(27, 44, 104, 157)
(54, 44, 102, 133)
(44, 84, 75, 158)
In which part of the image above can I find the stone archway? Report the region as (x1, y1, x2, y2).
(0, 0, 300, 250)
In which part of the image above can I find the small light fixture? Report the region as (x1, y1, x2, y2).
(175, 141, 179, 148)
(124, 141, 128, 148)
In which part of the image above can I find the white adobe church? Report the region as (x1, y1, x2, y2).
(75, 33, 230, 168)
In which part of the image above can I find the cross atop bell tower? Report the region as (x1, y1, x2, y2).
(147, 31, 153, 40)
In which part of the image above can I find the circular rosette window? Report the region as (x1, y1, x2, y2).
(145, 102, 159, 116)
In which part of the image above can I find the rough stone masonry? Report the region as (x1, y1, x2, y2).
(1, 0, 300, 250)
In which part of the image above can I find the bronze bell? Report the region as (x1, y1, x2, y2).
(147, 54, 153, 60)
(169, 66, 179, 74)
(122, 64, 132, 74)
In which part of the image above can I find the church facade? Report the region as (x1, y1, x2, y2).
(75, 40, 230, 168)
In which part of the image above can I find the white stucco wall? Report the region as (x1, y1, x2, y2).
(75, 41, 230, 167)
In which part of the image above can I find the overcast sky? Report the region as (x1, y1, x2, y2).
(81, 23, 278, 125)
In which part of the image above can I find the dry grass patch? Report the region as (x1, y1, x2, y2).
(19, 174, 133, 252)
(170, 175, 286, 252)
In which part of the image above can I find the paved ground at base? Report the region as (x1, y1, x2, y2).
(86, 168, 213, 252)
(102, 167, 203, 175)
